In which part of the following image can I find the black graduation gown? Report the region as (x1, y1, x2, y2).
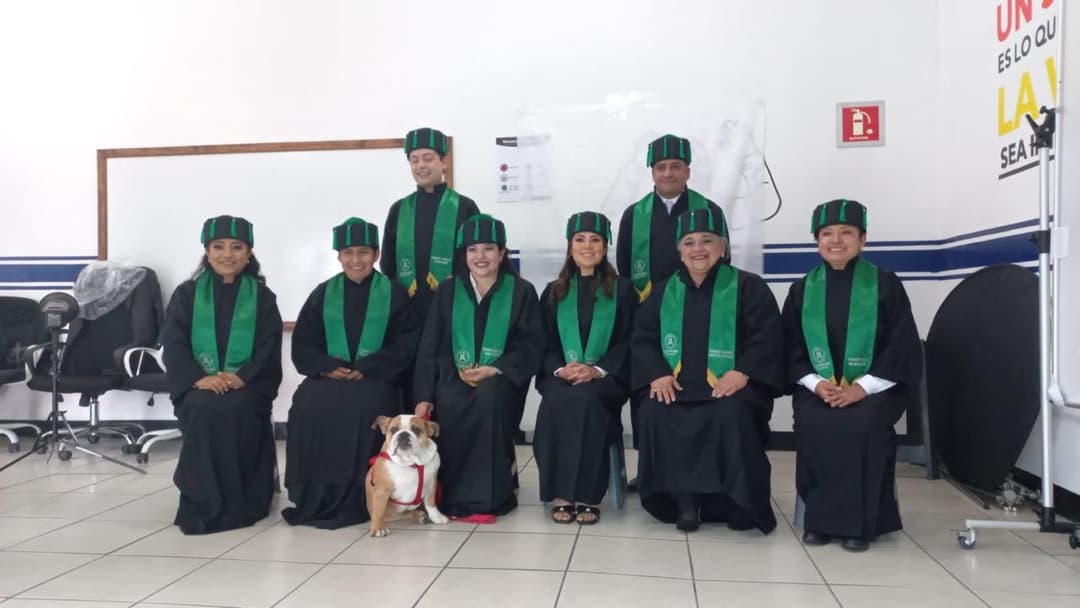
(380, 183, 481, 323)
(632, 264, 784, 533)
(616, 190, 725, 448)
(282, 272, 420, 529)
(413, 271, 544, 517)
(781, 258, 922, 540)
(161, 272, 283, 535)
(533, 273, 636, 504)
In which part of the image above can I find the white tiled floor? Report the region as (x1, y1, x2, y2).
(0, 439, 1078, 607)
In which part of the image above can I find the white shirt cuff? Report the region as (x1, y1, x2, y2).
(593, 366, 608, 378)
(798, 373, 828, 392)
(553, 367, 564, 377)
(854, 374, 896, 395)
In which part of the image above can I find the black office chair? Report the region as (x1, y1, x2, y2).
(26, 264, 163, 449)
(116, 344, 179, 463)
(0, 296, 48, 452)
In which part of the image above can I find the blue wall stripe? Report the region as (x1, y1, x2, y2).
(0, 256, 97, 262)
(764, 218, 1041, 250)
(0, 285, 81, 291)
(763, 231, 1038, 276)
(0, 264, 86, 283)
(0, 223, 1040, 286)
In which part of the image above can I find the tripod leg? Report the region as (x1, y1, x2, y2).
(71, 444, 147, 474)
(0, 445, 43, 473)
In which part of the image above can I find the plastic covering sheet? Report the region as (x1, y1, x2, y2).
(506, 93, 768, 287)
(73, 261, 146, 320)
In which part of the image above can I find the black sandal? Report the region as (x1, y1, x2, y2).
(576, 504, 600, 525)
(550, 503, 576, 524)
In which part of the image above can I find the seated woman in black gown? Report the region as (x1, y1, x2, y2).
(632, 207, 784, 533)
(781, 199, 922, 552)
(161, 215, 283, 535)
(534, 212, 636, 525)
(282, 217, 420, 529)
(413, 214, 544, 520)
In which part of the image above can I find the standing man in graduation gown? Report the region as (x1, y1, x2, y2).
(616, 134, 726, 478)
(161, 215, 283, 535)
(781, 199, 922, 552)
(282, 218, 420, 529)
(632, 207, 783, 533)
(534, 212, 637, 525)
(413, 214, 544, 519)
(381, 127, 481, 324)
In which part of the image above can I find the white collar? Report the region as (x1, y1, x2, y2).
(658, 192, 681, 213)
(469, 273, 491, 303)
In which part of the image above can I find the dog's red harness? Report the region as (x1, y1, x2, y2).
(370, 452, 425, 507)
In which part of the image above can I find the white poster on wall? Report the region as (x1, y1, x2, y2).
(995, 0, 1059, 179)
(494, 135, 551, 203)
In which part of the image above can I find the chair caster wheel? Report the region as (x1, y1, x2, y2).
(7, 443, 19, 453)
(1069, 533, 1079, 550)
(121, 444, 139, 455)
(957, 530, 976, 550)
(136, 453, 149, 464)
(58, 449, 72, 461)
(87, 434, 100, 444)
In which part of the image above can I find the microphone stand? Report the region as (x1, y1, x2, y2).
(0, 326, 145, 474)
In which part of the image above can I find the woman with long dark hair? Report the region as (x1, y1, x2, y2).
(533, 212, 636, 525)
(160, 215, 283, 535)
(413, 213, 544, 519)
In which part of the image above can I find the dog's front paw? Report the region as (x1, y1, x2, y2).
(427, 509, 450, 525)
(369, 526, 390, 538)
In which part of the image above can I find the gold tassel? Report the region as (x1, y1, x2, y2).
(672, 361, 682, 379)
(407, 279, 418, 297)
(706, 369, 719, 388)
(426, 271, 440, 291)
(637, 281, 652, 303)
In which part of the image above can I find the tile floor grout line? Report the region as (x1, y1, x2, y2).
(6, 550, 115, 599)
(410, 522, 479, 608)
(266, 522, 387, 608)
(900, 529, 994, 607)
(560, 568, 695, 582)
(0, 516, 99, 551)
(552, 521, 582, 608)
(685, 527, 699, 608)
(117, 522, 283, 606)
(60, 521, 202, 607)
(780, 509, 844, 607)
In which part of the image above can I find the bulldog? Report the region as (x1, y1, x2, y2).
(365, 414, 449, 537)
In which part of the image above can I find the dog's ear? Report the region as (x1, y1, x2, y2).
(425, 420, 440, 438)
(372, 415, 392, 434)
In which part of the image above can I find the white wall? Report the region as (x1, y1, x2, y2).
(0, 0, 944, 432)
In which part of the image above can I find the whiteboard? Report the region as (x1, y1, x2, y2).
(103, 141, 432, 322)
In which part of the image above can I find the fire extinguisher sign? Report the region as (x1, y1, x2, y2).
(837, 101, 885, 148)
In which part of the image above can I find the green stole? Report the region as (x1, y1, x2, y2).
(451, 274, 516, 383)
(322, 272, 391, 363)
(556, 275, 616, 365)
(630, 189, 708, 302)
(801, 258, 879, 387)
(191, 272, 258, 374)
(659, 265, 738, 386)
(395, 187, 460, 296)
